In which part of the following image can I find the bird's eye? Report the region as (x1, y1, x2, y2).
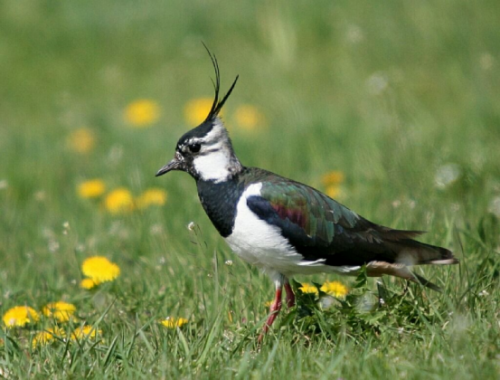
(189, 143, 201, 153)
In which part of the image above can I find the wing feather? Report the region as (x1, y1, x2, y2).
(246, 177, 455, 268)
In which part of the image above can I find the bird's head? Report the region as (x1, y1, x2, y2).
(156, 50, 242, 183)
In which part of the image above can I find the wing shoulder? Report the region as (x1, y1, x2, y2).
(245, 179, 362, 248)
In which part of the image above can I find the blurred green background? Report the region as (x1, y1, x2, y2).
(1, 0, 499, 378)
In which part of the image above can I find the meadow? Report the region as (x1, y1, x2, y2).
(1, 1, 499, 378)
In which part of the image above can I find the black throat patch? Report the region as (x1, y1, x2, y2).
(196, 175, 247, 237)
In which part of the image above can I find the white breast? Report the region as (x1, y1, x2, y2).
(225, 183, 359, 278)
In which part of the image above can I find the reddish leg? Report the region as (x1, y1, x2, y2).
(284, 280, 295, 308)
(258, 280, 283, 342)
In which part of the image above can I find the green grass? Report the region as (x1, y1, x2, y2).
(1, 1, 499, 378)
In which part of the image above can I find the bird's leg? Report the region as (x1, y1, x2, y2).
(258, 276, 284, 342)
(284, 279, 295, 308)
(262, 287, 282, 332)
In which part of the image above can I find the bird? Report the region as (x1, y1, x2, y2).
(156, 49, 459, 340)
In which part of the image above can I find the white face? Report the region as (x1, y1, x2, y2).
(190, 120, 236, 183)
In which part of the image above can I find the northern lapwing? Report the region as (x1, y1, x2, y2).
(156, 50, 459, 339)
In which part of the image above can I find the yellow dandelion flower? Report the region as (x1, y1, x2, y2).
(321, 171, 345, 187)
(264, 300, 274, 308)
(42, 302, 77, 323)
(2, 306, 39, 329)
(299, 283, 319, 296)
(67, 128, 96, 154)
(320, 281, 348, 298)
(71, 325, 102, 341)
(124, 99, 160, 127)
(235, 105, 266, 131)
(32, 327, 65, 349)
(78, 179, 106, 199)
(160, 317, 188, 329)
(2, 306, 39, 328)
(325, 185, 342, 199)
(136, 188, 167, 209)
(184, 98, 222, 126)
(80, 278, 98, 289)
(104, 188, 134, 214)
(82, 256, 120, 283)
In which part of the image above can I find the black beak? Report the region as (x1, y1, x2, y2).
(156, 153, 185, 177)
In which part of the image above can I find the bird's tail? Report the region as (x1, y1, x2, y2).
(367, 229, 459, 292)
(371, 226, 458, 266)
(396, 239, 458, 292)
(392, 238, 459, 266)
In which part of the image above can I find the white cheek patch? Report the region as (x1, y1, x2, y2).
(193, 150, 231, 182)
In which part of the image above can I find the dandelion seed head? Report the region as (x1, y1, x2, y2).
(345, 24, 364, 44)
(75, 243, 86, 253)
(366, 72, 388, 95)
(319, 295, 336, 309)
(48, 240, 60, 253)
(478, 290, 489, 297)
(435, 163, 461, 189)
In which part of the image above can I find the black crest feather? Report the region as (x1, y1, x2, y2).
(202, 44, 239, 122)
